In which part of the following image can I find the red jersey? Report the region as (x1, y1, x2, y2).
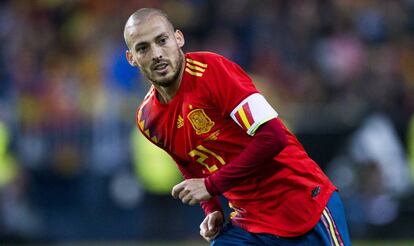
(136, 52, 336, 237)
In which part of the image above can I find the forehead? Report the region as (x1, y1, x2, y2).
(126, 16, 172, 46)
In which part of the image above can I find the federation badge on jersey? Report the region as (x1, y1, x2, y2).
(187, 108, 215, 135)
(230, 93, 278, 136)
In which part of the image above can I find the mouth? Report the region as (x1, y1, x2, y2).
(152, 62, 169, 73)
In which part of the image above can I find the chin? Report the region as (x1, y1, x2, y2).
(153, 71, 180, 87)
(153, 76, 174, 87)
(156, 80, 174, 87)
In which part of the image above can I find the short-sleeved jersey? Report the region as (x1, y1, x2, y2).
(136, 52, 336, 237)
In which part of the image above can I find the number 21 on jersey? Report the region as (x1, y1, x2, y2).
(188, 145, 226, 173)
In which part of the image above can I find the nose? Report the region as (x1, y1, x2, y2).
(151, 46, 163, 61)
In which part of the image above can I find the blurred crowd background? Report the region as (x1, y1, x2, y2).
(1, 0, 414, 244)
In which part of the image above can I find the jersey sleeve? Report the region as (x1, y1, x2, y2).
(207, 55, 278, 135)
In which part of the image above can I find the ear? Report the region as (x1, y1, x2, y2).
(175, 30, 185, 48)
(125, 50, 138, 67)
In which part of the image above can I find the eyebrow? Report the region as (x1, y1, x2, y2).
(134, 32, 169, 50)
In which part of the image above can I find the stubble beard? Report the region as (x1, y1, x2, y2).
(149, 50, 184, 88)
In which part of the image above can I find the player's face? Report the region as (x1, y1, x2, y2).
(126, 16, 184, 87)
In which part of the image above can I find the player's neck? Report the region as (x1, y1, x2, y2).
(155, 85, 178, 104)
(154, 59, 185, 104)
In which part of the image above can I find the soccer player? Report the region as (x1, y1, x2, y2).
(124, 8, 352, 245)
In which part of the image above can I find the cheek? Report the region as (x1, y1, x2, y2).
(137, 57, 150, 69)
(171, 48, 181, 66)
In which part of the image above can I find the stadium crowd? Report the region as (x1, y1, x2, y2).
(0, 0, 413, 243)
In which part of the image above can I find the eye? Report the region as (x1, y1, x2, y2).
(159, 36, 168, 45)
(136, 45, 147, 53)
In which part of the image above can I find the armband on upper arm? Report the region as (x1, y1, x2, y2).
(230, 93, 278, 136)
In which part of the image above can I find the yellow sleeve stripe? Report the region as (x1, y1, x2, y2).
(185, 67, 203, 77)
(323, 209, 341, 246)
(186, 63, 206, 72)
(186, 58, 208, 68)
(237, 107, 251, 129)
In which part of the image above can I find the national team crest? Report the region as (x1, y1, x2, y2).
(187, 109, 215, 135)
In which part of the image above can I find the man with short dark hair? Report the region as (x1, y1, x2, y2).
(124, 8, 351, 245)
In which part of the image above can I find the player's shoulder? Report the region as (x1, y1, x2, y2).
(186, 51, 223, 59)
(185, 51, 229, 66)
(184, 52, 233, 79)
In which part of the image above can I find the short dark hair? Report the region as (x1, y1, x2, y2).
(124, 8, 175, 48)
